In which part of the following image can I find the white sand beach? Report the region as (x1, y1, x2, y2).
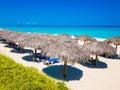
(0, 38, 120, 90)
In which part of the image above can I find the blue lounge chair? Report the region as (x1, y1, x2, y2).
(11, 45, 19, 52)
(36, 53, 41, 56)
(11, 45, 24, 53)
(45, 58, 60, 64)
(11, 49, 17, 52)
(35, 56, 50, 62)
(15, 46, 19, 50)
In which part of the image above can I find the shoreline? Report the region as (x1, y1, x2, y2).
(1, 27, 120, 39)
(0, 28, 107, 40)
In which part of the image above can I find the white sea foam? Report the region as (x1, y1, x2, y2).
(0, 28, 3, 30)
(53, 34, 58, 36)
(95, 37, 106, 41)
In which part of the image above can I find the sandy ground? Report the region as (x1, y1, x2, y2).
(0, 39, 120, 90)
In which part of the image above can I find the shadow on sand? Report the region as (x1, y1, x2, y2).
(42, 65, 83, 81)
(100, 56, 120, 60)
(80, 60, 107, 69)
(22, 49, 33, 54)
(10, 48, 33, 54)
(99, 54, 120, 60)
(22, 55, 33, 62)
(4, 44, 12, 48)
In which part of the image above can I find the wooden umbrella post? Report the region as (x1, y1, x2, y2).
(19, 47, 21, 52)
(18, 44, 21, 53)
(84, 41, 85, 44)
(63, 60, 67, 78)
(33, 49, 37, 61)
(95, 54, 98, 66)
(116, 44, 118, 50)
(35, 49, 37, 58)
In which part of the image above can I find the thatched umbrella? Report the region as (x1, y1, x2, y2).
(36, 33, 56, 42)
(5, 31, 20, 44)
(11, 33, 33, 44)
(83, 42, 116, 66)
(54, 34, 77, 44)
(0, 30, 2, 38)
(7, 32, 24, 42)
(76, 35, 97, 44)
(0, 30, 3, 39)
(40, 33, 77, 46)
(19, 34, 54, 59)
(9, 33, 34, 51)
(42, 34, 56, 39)
(104, 36, 120, 50)
(42, 41, 90, 77)
(0, 30, 16, 46)
(0, 30, 13, 39)
(56, 34, 72, 40)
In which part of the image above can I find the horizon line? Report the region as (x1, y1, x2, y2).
(0, 24, 120, 27)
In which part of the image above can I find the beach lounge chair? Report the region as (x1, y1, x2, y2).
(35, 58, 42, 62)
(36, 53, 41, 56)
(11, 49, 17, 52)
(44, 58, 60, 64)
(35, 56, 50, 62)
(11, 45, 19, 52)
(0, 38, 6, 41)
(11, 45, 24, 53)
(0, 38, 6, 43)
(14, 45, 19, 49)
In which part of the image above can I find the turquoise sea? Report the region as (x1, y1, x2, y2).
(0, 26, 120, 39)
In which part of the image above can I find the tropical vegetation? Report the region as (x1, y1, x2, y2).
(0, 54, 68, 90)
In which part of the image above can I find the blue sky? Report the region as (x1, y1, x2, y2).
(0, 0, 120, 26)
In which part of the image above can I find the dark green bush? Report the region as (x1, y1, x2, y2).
(0, 54, 68, 90)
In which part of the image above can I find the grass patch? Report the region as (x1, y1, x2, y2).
(0, 54, 68, 90)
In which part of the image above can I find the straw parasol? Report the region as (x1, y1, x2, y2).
(0, 30, 16, 46)
(19, 34, 54, 59)
(54, 34, 77, 44)
(0, 30, 13, 39)
(11, 33, 33, 44)
(0, 30, 2, 38)
(104, 36, 120, 50)
(83, 42, 116, 66)
(41, 34, 56, 39)
(76, 35, 97, 44)
(42, 41, 90, 77)
(5, 31, 20, 44)
(56, 34, 73, 40)
(36, 33, 56, 42)
(0, 30, 3, 39)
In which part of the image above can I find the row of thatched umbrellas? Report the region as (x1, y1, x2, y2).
(0, 29, 119, 77)
(0, 30, 90, 77)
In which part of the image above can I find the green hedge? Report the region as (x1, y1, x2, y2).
(0, 54, 68, 90)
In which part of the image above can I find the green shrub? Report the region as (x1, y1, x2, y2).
(0, 54, 68, 90)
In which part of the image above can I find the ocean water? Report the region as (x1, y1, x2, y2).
(0, 26, 120, 39)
